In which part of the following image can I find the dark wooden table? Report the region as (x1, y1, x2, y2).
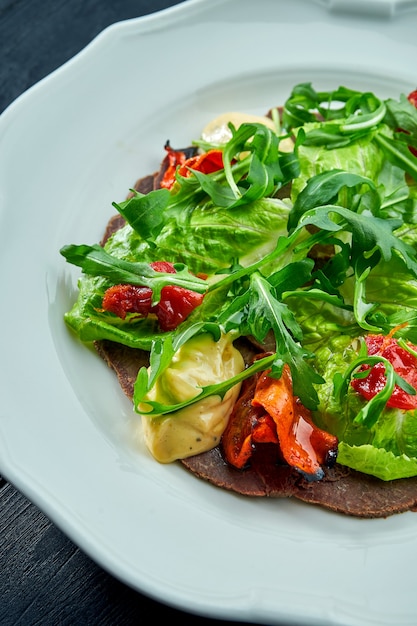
(0, 2, 266, 624)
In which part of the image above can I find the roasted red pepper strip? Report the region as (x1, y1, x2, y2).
(177, 149, 224, 178)
(222, 376, 278, 469)
(222, 363, 337, 479)
(351, 334, 417, 410)
(252, 366, 338, 479)
(160, 148, 224, 190)
(160, 148, 188, 189)
(101, 261, 204, 331)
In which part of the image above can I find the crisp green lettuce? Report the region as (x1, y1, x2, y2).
(337, 443, 417, 480)
(64, 274, 163, 350)
(311, 333, 417, 480)
(109, 196, 292, 276)
(151, 196, 291, 274)
(291, 124, 384, 201)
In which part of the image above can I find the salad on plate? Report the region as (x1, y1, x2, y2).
(60, 82, 417, 517)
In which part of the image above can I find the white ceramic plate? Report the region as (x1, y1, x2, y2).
(1, 1, 417, 624)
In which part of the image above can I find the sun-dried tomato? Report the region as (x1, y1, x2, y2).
(152, 285, 204, 332)
(150, 261, 176, 274)
(176, 149, 224, 179)
(101, 260, 204, 331)
(102, 284, 152, 320)
(351, 334, 417, 410)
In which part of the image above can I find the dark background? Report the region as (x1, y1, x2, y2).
(0, 1, 267, 624)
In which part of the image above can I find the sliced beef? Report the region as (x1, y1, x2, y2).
(94, 340, 148, 399)
(182, 447, 417, 518)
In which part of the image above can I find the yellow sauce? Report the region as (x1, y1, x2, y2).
(138, 333, 244, 463)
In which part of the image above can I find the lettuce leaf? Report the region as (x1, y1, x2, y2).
(312, 334, 417, 480)
(291, 122, 384, 202)
(152, 196, 291, 275)
(337, 443, 417, 481)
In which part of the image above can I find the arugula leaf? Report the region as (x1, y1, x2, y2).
(334, 353, 416, 428)
(60, 243, 208, 302)
(136, 352, 277, 416)
(218, 271, 324, 409)
(374, 132, 417, 182)
(283, 83, 386, 133)
(384, 93, 417, 136)
(288, 169, 377, 231)
(113, 188, 170, 243)
(297, 205, 416, 271)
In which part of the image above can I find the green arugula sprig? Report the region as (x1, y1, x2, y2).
(60, 243, 208, 303)
(112, 123, 299, 244)
(334, 347, 416, 428)
(287, 169, 378, 231)
(221, 271, 324, 409)
(283, 83, 386, 145)
(135, 351, 277, 416)
(283, 82, 417, 181)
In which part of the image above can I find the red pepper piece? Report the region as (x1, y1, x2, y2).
(177, 149, 224, 178)
(101, 260, 204, 330)
(152, 285, 204, 332)
(160, 148, 224, 190)
(160, 148, 188, 189)
(252, 366, 338, 479)
(222, 364, 337, 479)
(101, 284, 152, 319)
(222, 376, 277, 469)
(351, 334, 417, 410)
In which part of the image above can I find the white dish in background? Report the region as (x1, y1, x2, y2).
(1, 1, 417, 624)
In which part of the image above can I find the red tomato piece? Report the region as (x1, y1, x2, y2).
(351, 335, 417, 410)
(152, 285, 204, 332)
(102, 284, 152, 319)
(102, 260, 204, 329)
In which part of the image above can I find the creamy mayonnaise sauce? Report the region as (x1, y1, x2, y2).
(138, 333, 244, 463)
